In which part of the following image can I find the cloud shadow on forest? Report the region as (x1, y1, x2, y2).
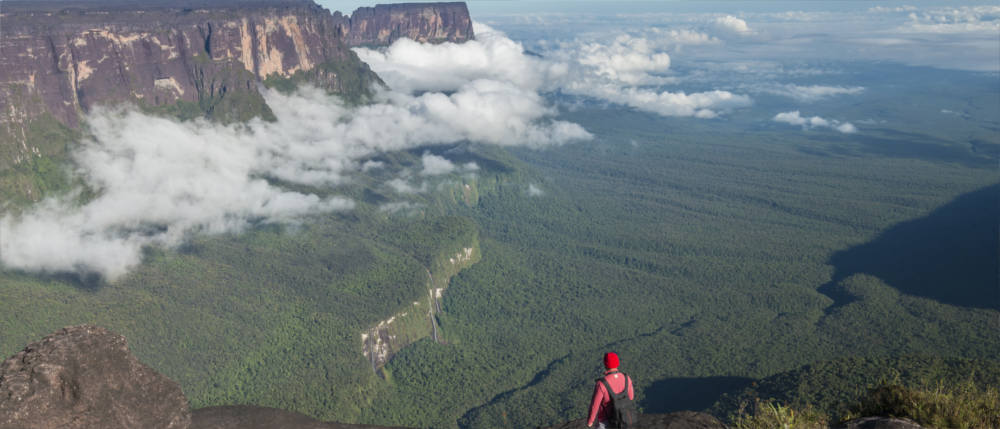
(640, 376, 754, 414)
(820, 183, 1000, 311)
(803, 128, 998, 169)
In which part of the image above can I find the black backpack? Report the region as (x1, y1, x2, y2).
(597, 372, 637, 428)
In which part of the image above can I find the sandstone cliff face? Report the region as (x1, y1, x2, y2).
(0, 0, 473, 203)
(333, 2, 474, 46)
(0, 0, 373, 131)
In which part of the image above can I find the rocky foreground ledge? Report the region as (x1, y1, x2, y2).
(0, 325, 190, 429)
(0, 326, 930, 429)
(0, 325, 406, 429)
(541, 412, 728, 429)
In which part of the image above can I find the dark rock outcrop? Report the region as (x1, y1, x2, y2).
(542, 411, 727, 429)
(333, 2, 474, 46)
(191, 405, 407, 429)
(835, 417, 929, 429)
(0, 326, 410, 429)
(0, 325, 190, 429)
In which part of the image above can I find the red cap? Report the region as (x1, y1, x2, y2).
(604, 352, 619, 369)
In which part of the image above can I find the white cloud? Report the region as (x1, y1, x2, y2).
(486, 6, 998, 72)
(773, 110, 857, 133)
(574, 34, 672, 85)
(379, 201, 423, 214)
(361, 160, 384, 171)
(387, 177, 427, 194)
(0, 107, 355, 280)
(1, 20, 759, 279)
(834, 122, 857, 133)
(651, 28, 720, 46)
(0, 75, 590, 279)
(869, 6, 917, 13)
(527, 184, 544, 197)
(901, 6, 1000, 34)
(359, 22, 751, 119)
(355, 23, 559, 93)
(421, 153, 457, 176)
(548, 35, 751, 117)
(755, 84, 864, 102)
(711, 15, 752, 35)
(580, 85, 751, 118)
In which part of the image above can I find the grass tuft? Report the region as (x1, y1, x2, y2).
(844, 378, 1000, 429)
(732, 399, 828, 429)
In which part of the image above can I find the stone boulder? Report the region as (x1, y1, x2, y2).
(0, 325, 190, 429)
(543, 411, 727, 429)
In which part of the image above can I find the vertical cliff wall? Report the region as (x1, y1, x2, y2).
(0, 0, 375, 128)
(0, 0, 473, 203)
(333, 2, 474, 46)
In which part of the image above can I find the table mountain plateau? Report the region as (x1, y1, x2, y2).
(0, 0, 473, 202)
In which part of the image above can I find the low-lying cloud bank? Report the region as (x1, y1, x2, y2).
(773, 111, 857, 133)
(2, 22, 757, 280)
(493, 4, 998, 72)
(754, 84, 864, 102)
(0, 31, 597, 279)
(357, 23, 753, 119)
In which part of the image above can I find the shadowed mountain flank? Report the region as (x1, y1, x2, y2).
(640, 376, 753, 414)
(821, 183, 999, 311)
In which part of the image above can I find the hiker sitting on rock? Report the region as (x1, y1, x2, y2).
(587, 352, 637, 428)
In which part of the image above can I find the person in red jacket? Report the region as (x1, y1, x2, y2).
(587, 352, 634, 428)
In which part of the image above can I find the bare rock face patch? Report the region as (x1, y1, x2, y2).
(0, 325, 191, 429)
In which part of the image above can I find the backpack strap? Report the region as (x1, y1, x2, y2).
(597, 374, 626, 398)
